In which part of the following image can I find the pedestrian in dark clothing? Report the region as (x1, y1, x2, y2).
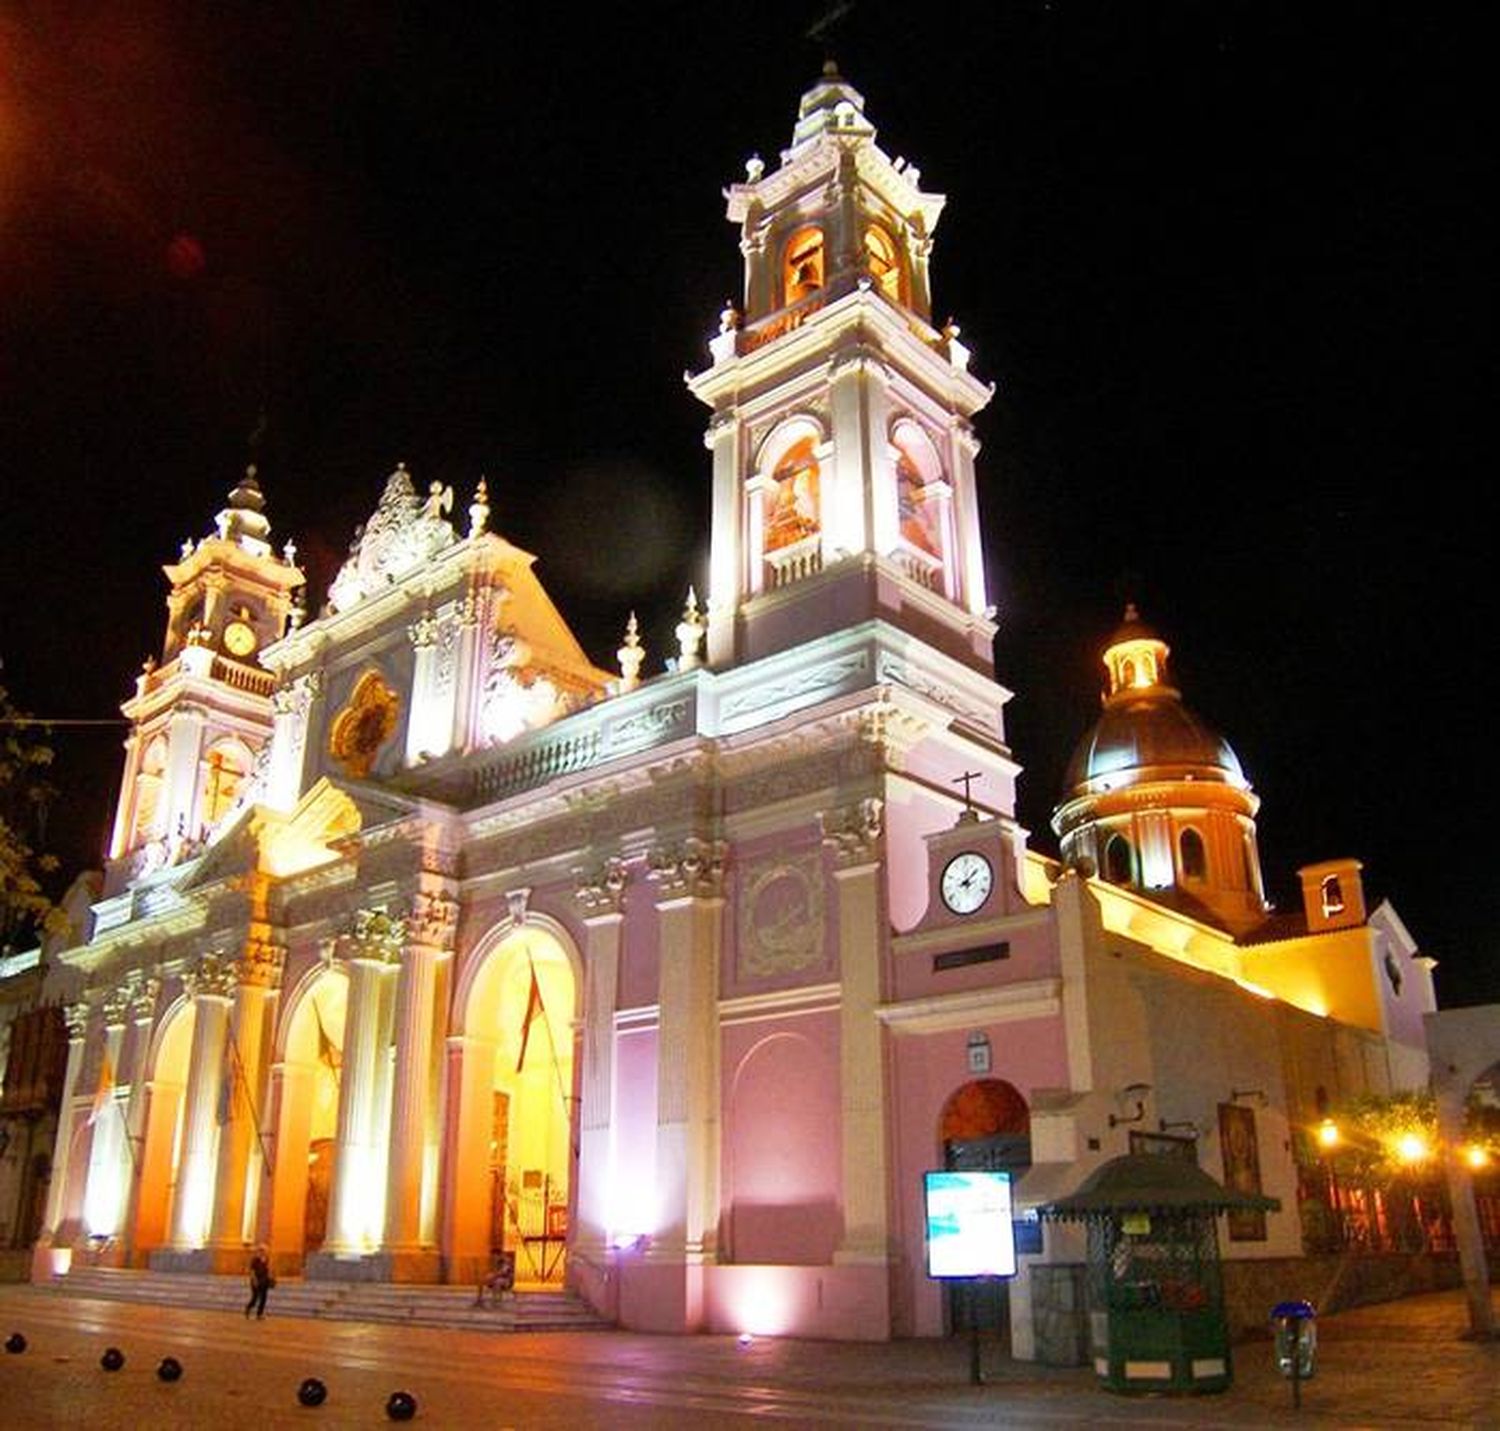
(246, 1246, 273, 1319)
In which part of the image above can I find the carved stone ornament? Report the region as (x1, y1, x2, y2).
(505, 888, 530, 927)
(65, 1001, 91, 1042)
(738, 852, 825, 977)
(348, 907, 407, 965)
(100, 983, 133, 1028)
(820, 797, 884, 867)
(326, 463, 458, 614)
(184, 953, 239, 1002)
(410, 888, 459, 950)
(328, 670, 400, 779)
(574, 858, 628, 916)
(648, 836, 727, 900)
(408, 608, 439, 650)
(129, 975, 162, 1022)
(238, 937, 287, 988)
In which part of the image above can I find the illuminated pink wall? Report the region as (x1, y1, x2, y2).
(611, 1028, 658, 1238)
(721, 1015, 841, 1264)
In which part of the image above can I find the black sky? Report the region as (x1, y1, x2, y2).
(1, 4, 1489, 1000)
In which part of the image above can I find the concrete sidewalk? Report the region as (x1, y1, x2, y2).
(1, 1283, 1496, 1427)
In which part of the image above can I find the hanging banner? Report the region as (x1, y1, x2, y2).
(923, 1170, 1017, 1279)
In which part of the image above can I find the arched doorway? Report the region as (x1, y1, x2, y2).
(450, 926, 577, 1287)
(268, 969, 347, 1268)
(134, 1001, 195, 1257)
(938, 1078, 1032, 1344)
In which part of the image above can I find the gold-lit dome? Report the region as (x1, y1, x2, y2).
(1052, 606, 1267, 934)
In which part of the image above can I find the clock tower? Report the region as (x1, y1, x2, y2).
(689, 64, 996, 674)
(106, 468, 304, 887)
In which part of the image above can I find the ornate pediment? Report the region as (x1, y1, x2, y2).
(327, 464, 459, 614)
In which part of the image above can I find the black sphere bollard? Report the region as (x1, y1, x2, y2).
(5, 1332, 26, 1354)
(100, 1346, 125, 1371)
(386, 1389, 417, 1421)
(157, 1355, 183, 1382)
(298, 1376, 328, 1407)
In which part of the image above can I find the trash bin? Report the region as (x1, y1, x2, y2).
(1271, 1299, 1317, 1380)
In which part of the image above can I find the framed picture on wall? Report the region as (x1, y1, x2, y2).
(1217, 1102, 1267, 1241)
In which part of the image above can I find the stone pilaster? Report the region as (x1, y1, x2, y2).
(641, 838, 724, 1331)
(382, 879, 457, 1278)
(820, 799, 892, 1266)
(572, 859, 627, 1268)
(207, 935, 284, 1262)
(32, 1002, 90, 1275)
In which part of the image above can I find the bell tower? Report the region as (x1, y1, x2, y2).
(106, 468, 304, 886)
(689, 64, 996, 673)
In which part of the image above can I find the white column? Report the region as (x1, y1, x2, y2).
(81, 1004, 129, 1240)
(162, 703, 207, 842)
(35, 1003, 89, 1259)
(325, 912, 401, 1253)
(383, 881, 456, 1268)
(117, 979, 160, 1262)
(573, 861, 627, 1259)
(826, 352, 871, 560)
(948, 419, 987, 617)
(170, 958, 236, 1248)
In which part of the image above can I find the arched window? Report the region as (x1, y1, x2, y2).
(891, 421, 943, 559)
(764, 434, 821, 553)
(199, 739, 253, 831)
(1105, 833, 1135, 886)
(1179, 828, 1207, 881)
(1320, 875, 1344, 918)
(783, 226, 824, 305)
(865, 224, 904, 303)
(132, 737, 168, 845)
(1120, 658, 1136, 689)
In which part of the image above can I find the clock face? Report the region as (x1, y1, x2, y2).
(223, 620, 257, 658)
(941, 851, 993, 915)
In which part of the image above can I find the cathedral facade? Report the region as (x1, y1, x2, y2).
(34, 70, 1434, 1353)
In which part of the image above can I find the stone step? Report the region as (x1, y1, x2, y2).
(49, 1266, 611, 1333)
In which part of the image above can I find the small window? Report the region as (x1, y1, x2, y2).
(1179, 828, 1207, 881)
(1104, 834, 1135, 886)
(1120, 658, 1136, 689)
(1321, 875, 1345, 918)
(1383, 951, 1404, 995)
(783, 226, 824, 304)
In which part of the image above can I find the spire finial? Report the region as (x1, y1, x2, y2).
(617, 612, 645, 692)
(469, 477, 491, 537)
(676, 587, 706, 671)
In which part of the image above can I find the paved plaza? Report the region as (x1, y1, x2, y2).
(1, 1284, 1497, 1427)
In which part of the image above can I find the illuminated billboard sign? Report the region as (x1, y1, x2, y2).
(923, 1170, 1017, 1279)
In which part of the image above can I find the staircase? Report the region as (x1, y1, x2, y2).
(47, 1266, 611, 1333)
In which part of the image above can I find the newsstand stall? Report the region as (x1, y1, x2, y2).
(1038, 1154, 1279, 1395)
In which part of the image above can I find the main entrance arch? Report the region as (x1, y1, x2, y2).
(939, 1078, 1032, 1340)
(447, 922, 578, 1286)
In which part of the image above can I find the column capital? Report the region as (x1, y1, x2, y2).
(184, 953, 238, 1002)
(574, 857, 628, 917)
(237, 936, 287, 989)
(408, 887, 458, 952)
(347, 907, 407, 967)
(820, 796, 884, 870)
(648, 836, 726, 902)
(128, 974, 162, 1023)
(64, 1001, 90, 1043)
(100, 983, 132, 1029)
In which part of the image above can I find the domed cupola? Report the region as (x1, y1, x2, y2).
(1051, 606, 1268, 934)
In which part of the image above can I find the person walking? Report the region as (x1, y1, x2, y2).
(245, 1245, 273, 1319)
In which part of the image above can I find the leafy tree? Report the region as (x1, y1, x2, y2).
(0, 682, 60, 949)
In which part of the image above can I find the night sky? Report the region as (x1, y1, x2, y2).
(1, 6, 1488, 1000)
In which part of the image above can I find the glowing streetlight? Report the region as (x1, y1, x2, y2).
(1465, 1145, 1490, 1171)
(1317, 1119, 1340, 1150)
(1394, 1132, 1429, 1165)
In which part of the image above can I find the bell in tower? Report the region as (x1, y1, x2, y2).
(690, 64, 996, 674)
